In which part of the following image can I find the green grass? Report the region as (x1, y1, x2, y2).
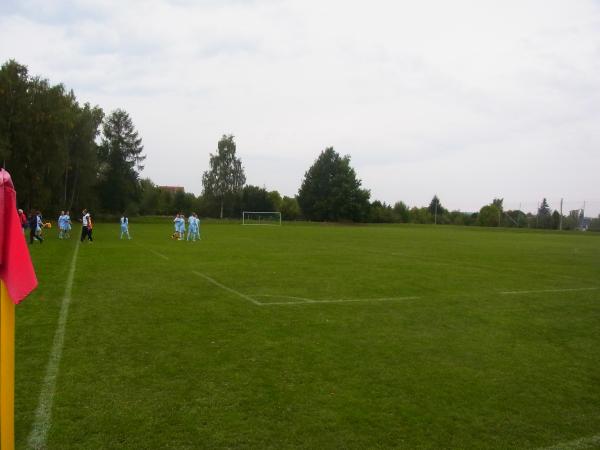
(15, 221, 600, 449)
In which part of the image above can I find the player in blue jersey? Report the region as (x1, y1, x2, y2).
(58, 211, 66, 239)
(64, 211, 72, 238)
(187, 213, 200, 241)
(120, 214, 131, 239)
(178, 212, 186, 240)
(173, 214, 184, 240)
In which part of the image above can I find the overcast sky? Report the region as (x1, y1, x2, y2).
(1, 0, 599, 214)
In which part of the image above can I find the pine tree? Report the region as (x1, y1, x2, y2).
(98, 109, 145, 212)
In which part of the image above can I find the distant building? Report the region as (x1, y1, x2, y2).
(159, 186, 185, 194)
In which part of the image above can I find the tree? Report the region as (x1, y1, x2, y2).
(504, 209, 526, 227)
(492, 198, 504, 210)
(537, 198, 552, 228)
(297, 147, 370, 222)
(0, 60, 103, 213)
(281, 196, 301, 220)
(202, 135, 246, 218)
(65, 103, 104, 211)
(551, 210, 561, 229)
(478, 204, 501, 227)
(393, 201, 410, 223)
(268, 190, 282, 211)
(448, 210, 472, 226)
(410, 207, 432, 224)
(369, 201, 395, 223)
(428, 195, 447, 223)
(173, 190, 194, 213)
(97, 109, 145, 212)
(478, 198, 504, 227)
(241, 185, 275, 212)
(139, 178, 160, 214)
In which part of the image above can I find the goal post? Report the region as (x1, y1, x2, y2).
(242, 211, 282, 226)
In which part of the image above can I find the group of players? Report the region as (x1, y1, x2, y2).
(21, 208, 201, 243)
(18, 209, 49, 244)
(173, 213, 201, 241)
(57, 211, 73, 239)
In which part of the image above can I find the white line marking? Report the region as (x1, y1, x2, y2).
(252, 294, 314, 303)
(136, 243, 170, 260)
(192, 271, 262, 306)
(540, 433, 600, 450)
(28, 241, 80, 449)
(500, 287, 598, 295)
(259, 296, 420, 305)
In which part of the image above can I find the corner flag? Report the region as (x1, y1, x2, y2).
(0, 168, 38, 450)
(0, 169, 38, 303)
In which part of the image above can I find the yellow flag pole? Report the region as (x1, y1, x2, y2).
(0, 280, 15, 450)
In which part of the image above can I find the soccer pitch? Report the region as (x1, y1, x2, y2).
(16, 221, 600, 449)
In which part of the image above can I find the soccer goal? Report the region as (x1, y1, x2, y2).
(242, 211, 282, 225)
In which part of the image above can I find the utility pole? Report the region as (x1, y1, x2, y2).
(559, 198, 563, 231)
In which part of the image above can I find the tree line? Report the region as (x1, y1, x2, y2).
(1, 60, 598, 231)
(0, 60, 143, 215)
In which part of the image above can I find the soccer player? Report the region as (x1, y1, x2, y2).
(64, 210, 72, 239)
(120, 214, 131, 239)
(195, 214, 201, 240)
(178, 212, 186, 240)
(187, 213, 200, 241)
(28, 210, 43, 244)
(18, 208, 27, 235)
(173, 214, 181, 239)
(81, 209, 93, 242)
(36, 211, 44, 239)
(58, 210, 65, 239)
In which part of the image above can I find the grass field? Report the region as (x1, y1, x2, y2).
(15, 220, 600, 449)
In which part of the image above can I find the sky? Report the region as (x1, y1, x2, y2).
(1, 0, 599, 214)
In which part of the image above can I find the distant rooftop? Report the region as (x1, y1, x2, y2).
(159, 186, 185, 193)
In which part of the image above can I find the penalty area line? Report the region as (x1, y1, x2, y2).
(500, 287, 598, 295)
(135, 242, 170, 261)
(259, 296, 420, 306)
(192, 271, 262, 306)
(28, 241, 81, 450)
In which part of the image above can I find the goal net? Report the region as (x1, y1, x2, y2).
(242, 211, 282, 225)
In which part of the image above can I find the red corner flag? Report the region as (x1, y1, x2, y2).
(0, 169, 37, 304)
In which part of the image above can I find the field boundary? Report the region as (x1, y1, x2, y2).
(28, 241, 81, 449)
